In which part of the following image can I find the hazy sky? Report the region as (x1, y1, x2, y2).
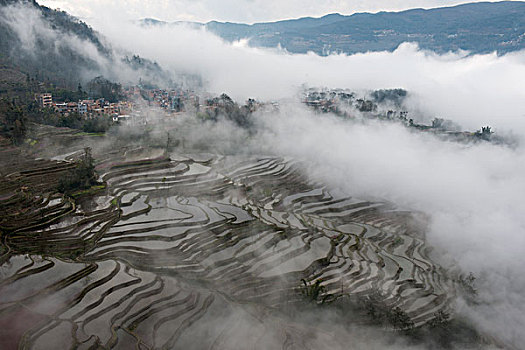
(38, 0, 498, 23)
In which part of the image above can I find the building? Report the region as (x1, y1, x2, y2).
(78, 102, 88, 115)
(66, 102, 78, 114)
(113, 114, 133, 125)
(55, 102, 67, 113)
(39, 93, 53, 108)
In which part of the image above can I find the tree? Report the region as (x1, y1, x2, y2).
(476, 126, 493, 141)
(0, 99, 27, 145)
(387, 307, 415, 330)
(58, 147, 98, 193)
(87, 76, 123, 102)
(432, 118, 444, 129)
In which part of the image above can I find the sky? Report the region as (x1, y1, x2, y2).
(37, 0, 500, 23)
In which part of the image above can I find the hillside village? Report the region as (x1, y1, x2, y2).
(36, 86, 202, 124)
(32, 80, 270, 130)
(302, 88, 503, 144)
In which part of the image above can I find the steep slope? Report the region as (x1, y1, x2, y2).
(0, 0, 174, 91)
(0, 0, 109, 88)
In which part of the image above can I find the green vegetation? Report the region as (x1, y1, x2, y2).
(0, 98, 26, 144)
(35, 109, 112, 133)
(476, 126, 493, 141)
(47, 85, 88, 103)
(71, 184, 106, 199)
(301, 279, 328, 303)
(87, 76, 123, 103)
(58, 147, 100, 195)
(458, 272, 479, 305)
(391, 236, 404, 248)
(1, 72, 113, 136)
(387, 307, 415, 331)
(202, 93, 254, 128)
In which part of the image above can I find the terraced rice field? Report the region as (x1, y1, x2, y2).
(0, 148, 455, 349)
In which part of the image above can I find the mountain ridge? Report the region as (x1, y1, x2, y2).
(142, 1, 525, 55)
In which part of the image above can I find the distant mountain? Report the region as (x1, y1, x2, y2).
(144, 1, 525, 55)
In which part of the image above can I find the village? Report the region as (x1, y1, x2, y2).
(35, 83, 272, 130)
(37, 85, 202, 125)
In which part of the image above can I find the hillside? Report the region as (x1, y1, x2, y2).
(0, 0, 173, 93)
(147, 1, 525, 55)
(0, 0, 110, 89)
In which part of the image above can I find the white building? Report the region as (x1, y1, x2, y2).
(78, 102, 88, 115)
(39, 93, 52, 108)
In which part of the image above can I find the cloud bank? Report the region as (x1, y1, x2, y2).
(92, 18, 525, 133)
(86, 18, 525, 347)
(249, 106, 525, 347)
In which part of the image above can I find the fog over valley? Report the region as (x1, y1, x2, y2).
(1, 1, 525, 349)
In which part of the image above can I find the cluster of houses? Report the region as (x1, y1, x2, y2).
(37, 86, 269, 128)
(38, 93, 133, 118)
(302, 89, 357, 113)
(123, 87, 199, 114)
